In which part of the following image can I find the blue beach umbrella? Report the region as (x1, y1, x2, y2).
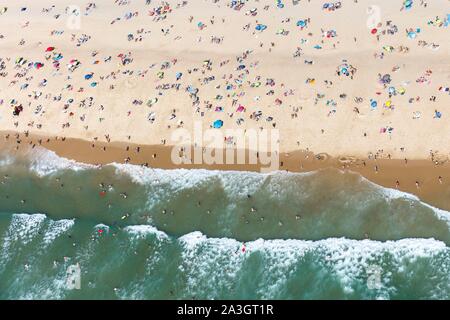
(370, 99, 378, 109)
(404, 0, 413, 10)
(297, 20, 306, 27)
(388, 87, 396, 95)
(255, 24, 267, 31)
(213, 120, 223, 128)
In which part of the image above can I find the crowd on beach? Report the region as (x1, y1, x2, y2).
(0, 0, 449, 188)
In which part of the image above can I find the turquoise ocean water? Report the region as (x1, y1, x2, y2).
(0, 149, 449, 299)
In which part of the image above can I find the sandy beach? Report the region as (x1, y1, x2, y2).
(0, 0, 449, 205)
(2, 0, 450, 301)
(1, 130, 450, 212)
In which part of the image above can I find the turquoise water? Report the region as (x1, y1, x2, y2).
(0, 149, 449, 299)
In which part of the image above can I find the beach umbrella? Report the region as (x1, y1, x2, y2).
(236, 105, 245, 112)
(380, 74, 391, 84)
(175, 72, 182, 80)
(84, 73, 93, 80)
(16, 57, 26, 65)
(296, 20, 307, 28)
(147, 98, 158, 106)
(187, 86, 198, 95)
(404, 0, 413, 10)
(407, 31, 417, 39)
(388, 87, 396, 95)
(255, 24, 267, 31)
(53, 53, 63, 61)
(46, 46, 55, 52)
(213, 120, 223, 128)
(34, 62, 44, 69)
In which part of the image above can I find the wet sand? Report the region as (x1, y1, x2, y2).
(2, 131, 449, 211)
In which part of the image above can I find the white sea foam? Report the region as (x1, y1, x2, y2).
(94, 223, 110, 232)
(0, 154, 14, 167)
(0, 214, 74, 260)
(42, 219, 75, 245)
(114, 162, 450, 229)
(112, 162, 315, 210)
(177, 231, 449, 299)
(0, 214, 46, 266)
(124, 224, 169, 240)
(2, 213, 46, 248)
(16, 276, 68, 300)
(28, 148, 92, 177)
(358, 174, 450, 227)
(1, 213, 448, 299)
(15, 147, 450, 228)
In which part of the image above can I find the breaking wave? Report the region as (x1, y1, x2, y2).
(0, 213, 448, 299)
(0, 148, 449, 299)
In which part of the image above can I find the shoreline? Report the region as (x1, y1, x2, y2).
(1, 130, 450, 212)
